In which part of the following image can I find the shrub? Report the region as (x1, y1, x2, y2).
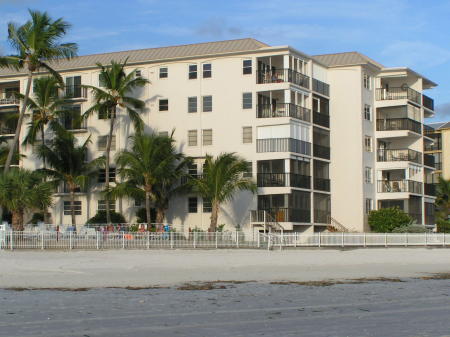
(86, 211, 126, 224)
(437, 220, 450, 233)
(368, 207, 412, 233)
(29, 213, 45, 224)
(391, 224, 429, 233)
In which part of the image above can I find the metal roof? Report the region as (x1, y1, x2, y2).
(428, 121, 450, 130)
(312, 51, 384, 69)
(0, 38, 269, 77)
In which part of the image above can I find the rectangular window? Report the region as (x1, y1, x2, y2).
(159, 67, 168, 78)
(135, 70, 142, 78)
(243, 161, 253, 178)
(188, 97, 197, 113)
(61, 105, 82, 130)
(188, 197, 198, 213)
(159, 99, 169, 111)
(365, 198, 372, 214)
(202, 95, 212, 112)
(98, 73, 107, 87)
(63, 201, 82, 215)
(98, 135, 116, 152)
(242, 92, 252, 109)
(242, 126, 252, 144)
(98, 200, 116, 212)
(364, 136, 372, 152)
(364, 104, 372, 121)
(203, 63, 212, 78)
(365, 167, 373, 184)
(363, 73, 371, 89)
(189, 65, 197, 79)
(243, 60, 252, 75)
(188, 163, 198, 177)
(203, 198, 212, 213)
(188, 130, 198, 146)
(202, 129, 213, 146)
(65, 76, 82, 98)
(159, 131, 169, 137)
(98, 167, 116, 183)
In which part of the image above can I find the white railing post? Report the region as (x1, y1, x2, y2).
(341, 232, 344, 247)
(96, 232, 99, 250)
(405, 233, 408, 247)
(385, 233, 387, 247)
(318, 231, 321, 248)
(170, 231, 174, 249)
(363, 232, 366, 248)
(236, 232, 239, 248)
(267, 234, 271, 251)
(10, 231, 13, 250)
(215, 232, 218, 249)
(147, 232, 150, 249)
(257, 232, 260, 248)
(41, 232, 44, 250)
(193, 232, 197, 249)
(443, 233, 446, 247)
(425, 232, 427, 246)
(294, 233, 297, 248)
(69, 232, 72, 250)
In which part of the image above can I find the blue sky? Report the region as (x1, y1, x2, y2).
(1, 0, 450, 122)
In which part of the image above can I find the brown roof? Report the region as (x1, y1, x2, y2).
(0, 38, 269, 77)
(313, 51, 384, 69)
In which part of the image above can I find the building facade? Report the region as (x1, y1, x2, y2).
(0, 38, 437, 232)
(425, 121, 450, 182)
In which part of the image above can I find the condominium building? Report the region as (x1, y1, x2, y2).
(0, 38, 437, 233)
(425, 121, 450, 181)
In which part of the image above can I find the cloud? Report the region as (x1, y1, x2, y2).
(194, 18, 243, 38)
(380, 41, 450, 69)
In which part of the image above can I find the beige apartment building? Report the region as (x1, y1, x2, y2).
(0, 38, 437, 233)
(425, 121, 450, 182)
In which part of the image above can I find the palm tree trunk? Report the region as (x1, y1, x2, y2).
(4, 70, 33, 172)
(41, 127, 49, 224)
(145, 191, 152, 225)
(70, 189, 76, 226)
(104, 107, 116, 224)
(12, 210, 24, 231)
(156, 208, 165, 224)
(209, 200, 220, 232)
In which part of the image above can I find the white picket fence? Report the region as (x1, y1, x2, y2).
(1, 231, 450, 250)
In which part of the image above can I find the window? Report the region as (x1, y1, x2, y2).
(135, 70, 142, 78)
(364, 104, 372, 121)
(188, 163, 198, 176)
(159, 67, 168, 78)
(98, 108, 115, 119)
(242, 92, 252, 109)
(188, 97, 197, 113)
(188, 130, 198, 146)
(189, 65, 197, 79)
(65, 76, 82, 98)
(159, 131, 169, 137)
(203, 198, 212, 213)
(364, 167, 373, 184)
(98, 73, 107, 87)
(364, 136, 372, 152)
(98, 200, 116, 212)
(244, 161, 253, 178)
(63, 201, 82, 215)
(243, 60, 252, 75)
(365, 198, 372, 214)
(242, 126, 252, 144)
(188, 197, 198, 213)
(98, 167, 116, 183)
(98, 135, 116, 151)
(202, 95, 212, 112)
(363, 73, 371, 89)
(202, 129, 212, 145)
(203, 63, 212, 78)
(159, 99, 169, 111)
(61, 105, 82, 130)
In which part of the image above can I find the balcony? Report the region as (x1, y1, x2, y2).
(65, 85, 88, 100)
(422, 94, 434, 111)
(256, 104, 311, 122)
(377, 180, 422, 194)
(312, 78, 330, 96)
(423, 124, 435, 135)
(314, 177, 330, 192)
(314, 209, 330, 224)
(424, 183, 436, 196)
(376, 118, 422, 134)
(257, 173, 310, 189)
(0, 97, 20, 106)
(313, 144, 330, 160)
(257, 69, 310, 89)
(256, 138, 311, 156)
(376, 149, 421, 164)
(252, 208, 310, 223)
(313, 111, 330, 128)
(423, 154, 435, 168)
(375, 87, 421, 105)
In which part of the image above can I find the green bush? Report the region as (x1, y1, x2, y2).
(391, 224, 429, 233)
(368, 207, 412, 233)
(437, 220, 450, 233)
(86, 211, 126, 224)
(29, 212, 45, 224)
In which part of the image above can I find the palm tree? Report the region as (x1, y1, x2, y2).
(0, 9, 77, 172)
(112, 132, 185, 225)
(83, 60, 149, 224)
(436, 177, 450, 222)
(37, 128, 100, 225)
(21, 76, 66, 156)
(0, 169, 53, 231)
(190, 153, 257, 231)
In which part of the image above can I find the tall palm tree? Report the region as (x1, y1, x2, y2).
(0, 9, 77, 172)
(436, 177, 450, 222)
(112, 132, 185, 225)
(83, 60, 149, 224)
(21, 76, 66, 155)
(190, 153, 257, 231)
(37, 128, 101, 225)
(0, 169, 53, 231)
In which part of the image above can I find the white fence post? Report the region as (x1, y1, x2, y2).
(236, 232, 239, 248)
(215, 233, 218, 249)
(41, 232, 44, 250)
(170, 231, 174, 249)
(363, 232, 366, 248)
(147, 232, 150, 249)
(405, 233, 408, 247)
(257, 232, 260, 248)
(69, 232, 72, 250)
(10, 231, 13, 250)
(425, 232, 427, 246)
(267, 234, 271, 251)
(318, 232, 321, 248)
(443, 233, 446, 247)
(96, 232, 99, 250)
(341, 232, 344, 247)
(385, 233, 387, 247)
(193, 232, 197, 249)
(294, 233, 297, 248)
(122, 232, 125, 249)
